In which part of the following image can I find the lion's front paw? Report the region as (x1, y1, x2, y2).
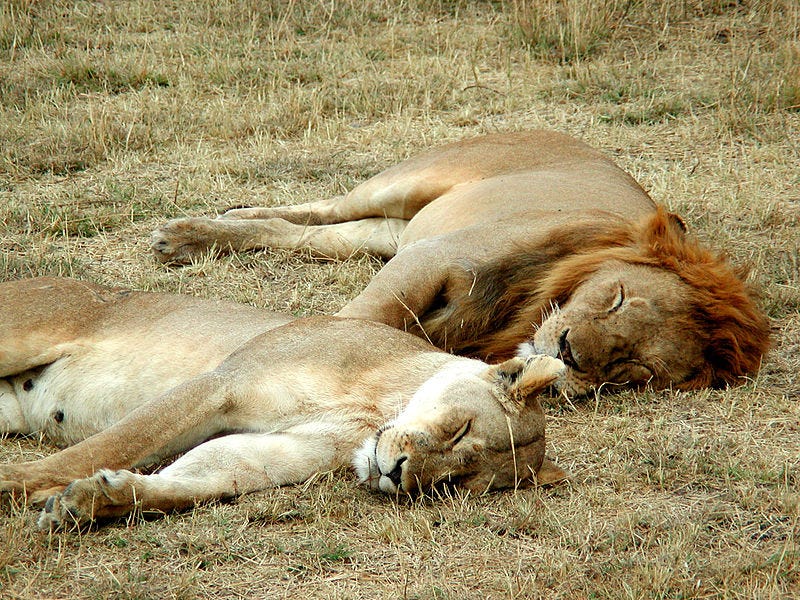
(37, 469, 137, 530)
(150, 217, 222, 264)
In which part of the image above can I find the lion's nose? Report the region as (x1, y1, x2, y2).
(383, 456, 407, 487)
(558, 329, 582, 372)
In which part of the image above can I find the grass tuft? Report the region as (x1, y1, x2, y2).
(512, 0, 628, 63)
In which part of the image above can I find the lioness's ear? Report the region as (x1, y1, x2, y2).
(484, 355, 565, 412)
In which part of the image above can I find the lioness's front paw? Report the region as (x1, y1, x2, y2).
(521, 354, 567, 391)
(0, 464, 68, 505)
(0, 477, 24, 496)
(150, 217, 222, 264)
(37, 469, 137, 530)
(0, 464, 36, 497)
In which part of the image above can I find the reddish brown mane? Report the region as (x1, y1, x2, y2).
(635, 209, 770, 388)
(422, 208, 770, 389)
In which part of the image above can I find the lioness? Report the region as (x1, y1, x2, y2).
(151, 131, 770, 396)
(0, 277, 565, 529)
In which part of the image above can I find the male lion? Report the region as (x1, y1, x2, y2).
(150, 130, 770, 396)
(0, 277, 565, 529)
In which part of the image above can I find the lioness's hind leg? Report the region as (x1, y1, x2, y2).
(38, 428, 340, 529)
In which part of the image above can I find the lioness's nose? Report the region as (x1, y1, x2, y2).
(383, 456, 407, 487)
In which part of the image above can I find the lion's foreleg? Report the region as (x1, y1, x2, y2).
(336, 240, 451, 329)
(0, 373, 232, 501)
(38, 427, 341, 528)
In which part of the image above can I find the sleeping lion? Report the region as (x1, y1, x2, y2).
(0, 277, 565, 529)
(151, 130, 770, 396)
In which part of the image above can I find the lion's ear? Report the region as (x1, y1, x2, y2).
(534, 457, 569, 486)
(667, 212, 688, 234)
(645, 208, 689, 243)
(484, 356, 564, 412)
(641, 208, 691, 260)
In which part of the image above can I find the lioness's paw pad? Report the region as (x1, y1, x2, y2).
(36, 469, 136, 530)
(37, 488, 93, 531)
(37, 493, 69, 530)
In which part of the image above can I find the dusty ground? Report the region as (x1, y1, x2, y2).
(1, 1, 798, 598)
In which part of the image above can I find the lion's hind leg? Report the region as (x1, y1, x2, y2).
(38, 426, 341, 529)
(156, 166, 446, 263)
(151, 215, 406, 263)
(217, 195, 348, 224)
(218, 171, 441, 224)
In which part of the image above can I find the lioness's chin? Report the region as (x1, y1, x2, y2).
(353, 436, 382, 491)
(353, 436, 411, 494)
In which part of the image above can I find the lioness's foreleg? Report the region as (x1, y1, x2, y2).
(38, 426, 341, 528)
(150, 216, 406, 263)
(0, 373, 233, 502)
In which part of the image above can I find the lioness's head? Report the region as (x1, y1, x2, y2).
(354, 355, 567, 495)
(526, 211, 771, 396)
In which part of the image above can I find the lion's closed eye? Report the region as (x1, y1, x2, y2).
(609, 283, 625, 312)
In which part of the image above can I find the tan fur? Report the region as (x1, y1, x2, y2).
(0, 277, 565, 529)
(150, 131, 769, 395)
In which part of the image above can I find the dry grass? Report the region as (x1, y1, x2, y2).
(1, 0, 798, 598)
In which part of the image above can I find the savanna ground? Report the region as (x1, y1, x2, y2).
(1, 0, 798, 598)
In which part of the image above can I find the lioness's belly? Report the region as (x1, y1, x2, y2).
(10, 344, 220, 447)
